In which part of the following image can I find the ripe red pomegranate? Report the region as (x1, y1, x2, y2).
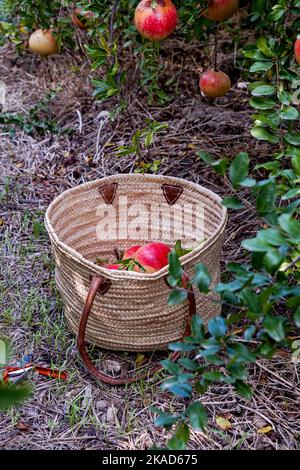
(202, 0, 239, 21)
(122, 245, 141, 260)
(28, 29, 58, 56)
(104, 263, 126, 270)
(294, 35, 300, 65)
(71, 7, 94, 30)
(199, 70, 231, 98)
(134, 0, 178, 41)
(134, 242, 171, 273)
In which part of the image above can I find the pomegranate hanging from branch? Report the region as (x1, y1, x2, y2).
(134, 0, 178, 41)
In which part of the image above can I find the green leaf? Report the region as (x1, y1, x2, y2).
(267, 7, 285, 22)
(250, 61, 274, 72)
(0, 338, 9, 365)
(202, 371, 223, 382)
(239, 177, 257, 187)
(168, 288, 188, 305)
(278, 91, 291, 106)
(257, 342, 276, 358)
(263, 315, 286, 342)
(222, 196, 245, 210)
(243, 49, 270, 60)
(167, 421, 190, 450)
(168, 251, 183, 286)
(195, 380, 209, 394)
(278, 214, 300, 243)
(0, 384, 32, 410)
(169, 342, 197, 352)
(254, 113, 279, 129)
(282, 188, 300, 200)
(257, 228, 286, 246)
(279, 106, 299, 120)
(193, 263, 211, 294)
(207, 317, 227, 337)
(179, 358, 204, 371)
(161, 359, 180, 375)
(251, 85, 275, 96)
(234, 380, 252, 399)
(196, 151, 228, 176)
(250, 97, 276, 109)
(161, 378, 193, 398)
(204, 354, 224, 365)
(240, 288, 261, 314)
(154, 409, 178, 428)
(255, 161, 280, 172)
(196, 150, 213, 164)
(294, 307, 300, 328)
(187, 402, 207, 431)
(256, 181, 276, 215)
(191, 315, 205, 341)
(174, 240, 192, 258)
(292, 154, 300, 176)
(196, 345, 221, 357)
(227, 364, 248, 381)
(256, 38, 274, 58)
(251, 127, 279, 144)
(248, 80, 268, 92)
(263, 249, 284, 274)
(284, 134, 300, 146)
(211, 159, 229, 176)
(228, 343, 256, 363)
(229, 152, 249, 188)
(242, 238, 269, 252)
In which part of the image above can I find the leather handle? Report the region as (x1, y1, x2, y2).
(77, 275, 196, 385)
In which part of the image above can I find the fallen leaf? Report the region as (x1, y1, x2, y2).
(96, 399, 109, 411)
(135, 353, 146, 367)
(0, 218, 4, 226)
(102, 359, 121, 374)
(216, 416, 232, 431)
(232, 328, 244, 335)
(106, 405, 119, 424)
(274, 349, 290, 358)
(258, 425, 273, 434)
(16, 421, 30, 431)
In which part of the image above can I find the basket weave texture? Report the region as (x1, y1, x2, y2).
(45, 174, 227, 352)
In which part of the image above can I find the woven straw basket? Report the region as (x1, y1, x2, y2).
(45, 174, 227, 383)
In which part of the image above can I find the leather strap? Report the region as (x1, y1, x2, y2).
(77, 275, 196, 385)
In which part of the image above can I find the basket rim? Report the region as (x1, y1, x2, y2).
(45, 173, 228, 281)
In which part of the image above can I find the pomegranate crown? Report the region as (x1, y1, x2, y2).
(148, 0, 167, 8)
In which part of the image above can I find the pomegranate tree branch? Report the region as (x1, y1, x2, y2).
(109, 0, 120, 46)
(214, 25, 218, 71)
(178, 2, 209, 33)
(282, 254, 300, 272)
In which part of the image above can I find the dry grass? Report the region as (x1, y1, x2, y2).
(0, 41, 299, 450)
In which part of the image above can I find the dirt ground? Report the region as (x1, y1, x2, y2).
(0, 39, 299, 450)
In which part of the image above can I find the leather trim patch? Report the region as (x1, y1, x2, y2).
(98, 183, 118, 204)
(98, 278, 111, 295)
(161, 184, 183, 206)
